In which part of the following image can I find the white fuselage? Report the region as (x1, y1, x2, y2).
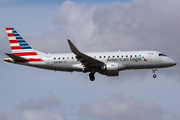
(23, 51, 176, 72)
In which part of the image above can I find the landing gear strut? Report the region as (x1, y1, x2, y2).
(89, 72, 95, 81)
(152, 69, 157, 78)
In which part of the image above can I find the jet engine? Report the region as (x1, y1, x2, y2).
(103, 62, 119, 76)
(100, 62, 126, 76)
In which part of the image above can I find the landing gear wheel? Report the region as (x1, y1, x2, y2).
(153, 74, 157, 78)
(89, 72, 95, 81)
(152, 69, 157, 79)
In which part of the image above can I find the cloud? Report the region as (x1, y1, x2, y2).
(172, 112, 180, 120)
(79, 93, 164, 120)
(6, 110, 66, 120)
(0, 112, 7, 120)
(45, 0, 180, 57)
(16, 91, 62, 111)
(0, 92, 66, 120)
(51, 0, 179, 75)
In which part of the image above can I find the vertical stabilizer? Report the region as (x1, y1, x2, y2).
(6, 27, 45, 57)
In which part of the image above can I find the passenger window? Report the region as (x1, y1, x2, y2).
(67, 57, 69, 59)
(139, 55, 141, 57)
(130, 55, 132, 57)
(104, 56, 106, 58)
(99, 56, 101, 58)
(135, 55, 137, 57)
(72, 57, 73, 59)
(108, 56, 110, 58)
(121, 55, 123, 57)
(113, 56, 115, 58)
(94, 56, 96, 58)
(58, 57, 60, 59)
(63, 57, 65, 59)
(117, 55, 119, 58)
(54, 58, 56, 60)
(126, 55, 128, 57)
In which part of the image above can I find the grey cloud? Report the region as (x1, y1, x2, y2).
(6, 110, 66, 120)
(172, 112, 180, 120)
(51, 0, 180, 56)
(0, 111, 7, 120)
(79, 93, 164, 120)
(91, 0, 180, 52)
(16, 91, 62, 111)
(0, 92, 66, 120)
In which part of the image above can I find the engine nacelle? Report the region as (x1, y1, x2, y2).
(106, 62, 119, 71)
(100, 63, 117, 76)
(100, 63, 126, 76)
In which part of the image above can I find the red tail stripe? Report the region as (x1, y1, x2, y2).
(11, 46, 21, 50)
(6, 28, 11, 30)
(7, 33, 15, 37)
(13, 52, 38, 56)
(9, 40, 18, 43)
(28, 58, 43, 62)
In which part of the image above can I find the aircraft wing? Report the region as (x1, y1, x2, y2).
(67, 40, 104, 68)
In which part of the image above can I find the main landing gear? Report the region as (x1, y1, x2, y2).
(89, 72, 95, 81)
(152, 69, 157, 78)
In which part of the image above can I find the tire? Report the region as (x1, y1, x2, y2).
(153, 74, 157, 78)
(89, 73, 95, 81)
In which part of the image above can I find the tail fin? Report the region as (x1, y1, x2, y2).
(6, 27, 45, 57)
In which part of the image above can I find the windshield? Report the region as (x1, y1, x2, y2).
(159, 53, 167, 56)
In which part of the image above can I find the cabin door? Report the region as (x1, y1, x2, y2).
(148, 53, 154, 62)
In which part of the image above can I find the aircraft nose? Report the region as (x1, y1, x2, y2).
(169, 59, 177, 66)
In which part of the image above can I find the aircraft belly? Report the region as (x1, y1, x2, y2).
(127, 63, 171, 69)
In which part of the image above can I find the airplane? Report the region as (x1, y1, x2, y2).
(4, 27, 177, 81)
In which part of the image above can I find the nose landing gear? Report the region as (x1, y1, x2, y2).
(152, 69, 157, 78)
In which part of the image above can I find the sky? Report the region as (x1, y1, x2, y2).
(0, 0, 180, 120)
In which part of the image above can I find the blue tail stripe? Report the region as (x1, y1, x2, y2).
(17, 40, 26, 42)
(20, 45, 30, 47)
(14, 34, 20, 36)
(12, 31, 17, 33)
(19, 43, 29, 46)
(16, 37, 23, 39)
(21, 46, 32, 49)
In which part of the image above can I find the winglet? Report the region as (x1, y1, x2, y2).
(67, 39, 80, 54)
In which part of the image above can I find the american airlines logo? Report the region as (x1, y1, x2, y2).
(107, 56, 147, 62)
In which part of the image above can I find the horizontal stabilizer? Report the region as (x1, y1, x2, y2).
(5, 53, 29, 62)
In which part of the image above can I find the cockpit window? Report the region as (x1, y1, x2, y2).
(159, 53, 167, 56)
